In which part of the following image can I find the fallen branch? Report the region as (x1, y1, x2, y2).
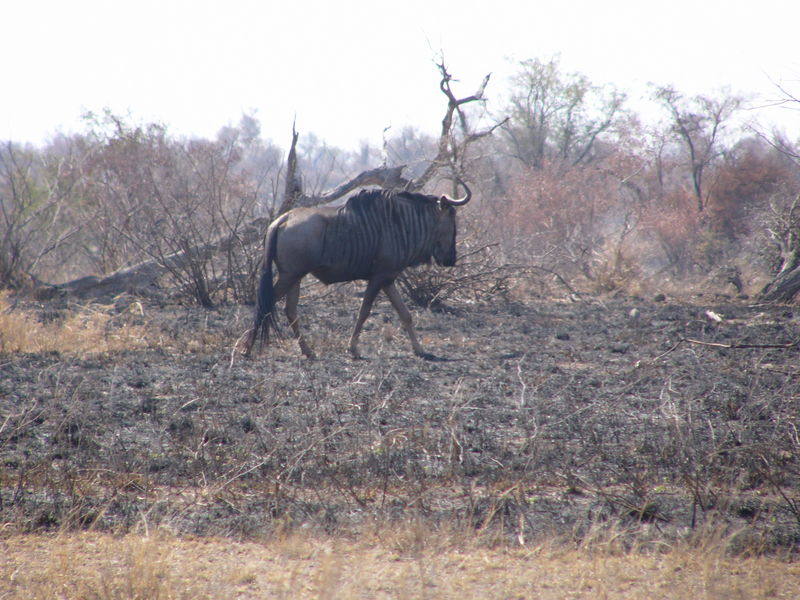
(636, 336, 799, 369)
(684, 338, 800, 350)
(636, 339, 688, 367)
(43, 216, 270, 300)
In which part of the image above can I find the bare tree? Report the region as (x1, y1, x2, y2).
(276, 59, 503, 215)
(413, 59, 506, 189)
(502, 56, 626, 170)
(0, 141, 82, 290)
(654, 86, 744, 213)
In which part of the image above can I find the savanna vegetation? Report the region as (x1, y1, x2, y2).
(2, 56, 799, 303)
(2, 57, 800, 598)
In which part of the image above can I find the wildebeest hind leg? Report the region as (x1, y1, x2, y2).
(383, 282, 432, 359)
(281, 278, 314, 358)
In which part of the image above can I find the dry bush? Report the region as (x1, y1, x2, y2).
(494, 130, 798, 295)
(81, 121, 225, 305)
(708, 138, 797, 240)
(499, 156, 645, 294)
(638, 188, 705, 275)
(397, 240, 517, 308)
(0, 112, 285, 306)
(506, 161, 611, 252)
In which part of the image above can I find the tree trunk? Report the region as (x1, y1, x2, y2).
(759, 256, 800, 303)
(39, 216, 269, 300)
(758, 236, 800, 302)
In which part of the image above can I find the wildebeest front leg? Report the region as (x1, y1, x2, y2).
(383, 282, 433, 359)
(281, 278, 315, 358)
(348, 279, 384, 359)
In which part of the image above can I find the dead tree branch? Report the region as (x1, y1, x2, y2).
(275, 124, 412, 214)
(414, 60, 503, 190)
(275, 124, 301, 215)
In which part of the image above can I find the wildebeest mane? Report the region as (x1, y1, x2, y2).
(339, 188, 437, 216)
(321, 189, 441, 277)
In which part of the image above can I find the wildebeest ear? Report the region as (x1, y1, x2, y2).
(437, 196, 457, 213)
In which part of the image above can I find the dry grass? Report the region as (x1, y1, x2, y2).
(1, 529, 798, 599)
(0, 292, 153, 355)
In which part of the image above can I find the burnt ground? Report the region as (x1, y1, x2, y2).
(2, 287, 800, 552)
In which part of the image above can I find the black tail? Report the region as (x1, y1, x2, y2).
(242, 221, 281, 355)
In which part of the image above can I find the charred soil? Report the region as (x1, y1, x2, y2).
(2, 288, 800, 553)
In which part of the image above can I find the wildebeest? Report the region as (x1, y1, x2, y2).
(240, 183, 471, 359)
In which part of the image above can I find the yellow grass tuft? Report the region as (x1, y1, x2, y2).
(1, 529, 798, 599)
(0, 292, 151, 355)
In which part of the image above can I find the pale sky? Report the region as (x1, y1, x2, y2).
(2, 0, 799, 150)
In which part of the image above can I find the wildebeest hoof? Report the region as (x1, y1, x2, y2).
(417, 351, 440, 361)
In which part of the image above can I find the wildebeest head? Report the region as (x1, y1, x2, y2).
(432, 183, 472, 267)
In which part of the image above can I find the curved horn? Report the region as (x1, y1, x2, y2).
(441, 179, 472, 206)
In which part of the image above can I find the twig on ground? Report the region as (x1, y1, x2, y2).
(636, 336, 799, 369)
